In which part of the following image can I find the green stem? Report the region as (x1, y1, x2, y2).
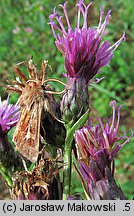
(63, 109, 89, 200)
(0, 163, 12, 187)
(63, 138, 73, 200)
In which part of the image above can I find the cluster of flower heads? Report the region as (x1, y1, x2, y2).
(49, 0, 125, 82)
(0, 96, 20, 134)
(0, 0, 133, 201)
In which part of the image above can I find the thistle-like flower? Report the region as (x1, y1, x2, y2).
(0, 96, 21, 169)
(49, 1, 125, 126)
(0, 96, 20, 134)
(75, 101, 133, 199)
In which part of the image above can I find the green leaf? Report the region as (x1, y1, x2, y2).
(65, 109, 89, 148)
(0, 163, 12, 187)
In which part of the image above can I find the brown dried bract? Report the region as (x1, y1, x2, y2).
(10, 157, 61, 200)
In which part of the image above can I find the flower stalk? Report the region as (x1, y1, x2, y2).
(63, 109, 89, 199)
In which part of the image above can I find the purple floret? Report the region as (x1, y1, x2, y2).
(0, 96, 20, 134)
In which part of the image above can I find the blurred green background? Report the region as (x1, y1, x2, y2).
(0, 0, 134, 199)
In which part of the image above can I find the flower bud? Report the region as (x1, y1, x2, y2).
(60, 78, 89, 127)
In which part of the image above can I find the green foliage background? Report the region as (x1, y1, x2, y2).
(0, 0, 134, 199)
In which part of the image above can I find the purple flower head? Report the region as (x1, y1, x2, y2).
(0, 96, 20, 134)
(75, 100, 133, 165)
(75, 100, 132, 199)
(49, 1, 125, 81)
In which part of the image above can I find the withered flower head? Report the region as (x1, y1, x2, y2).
(7, 60, 65, 162)
(10, 158, 62, 200)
